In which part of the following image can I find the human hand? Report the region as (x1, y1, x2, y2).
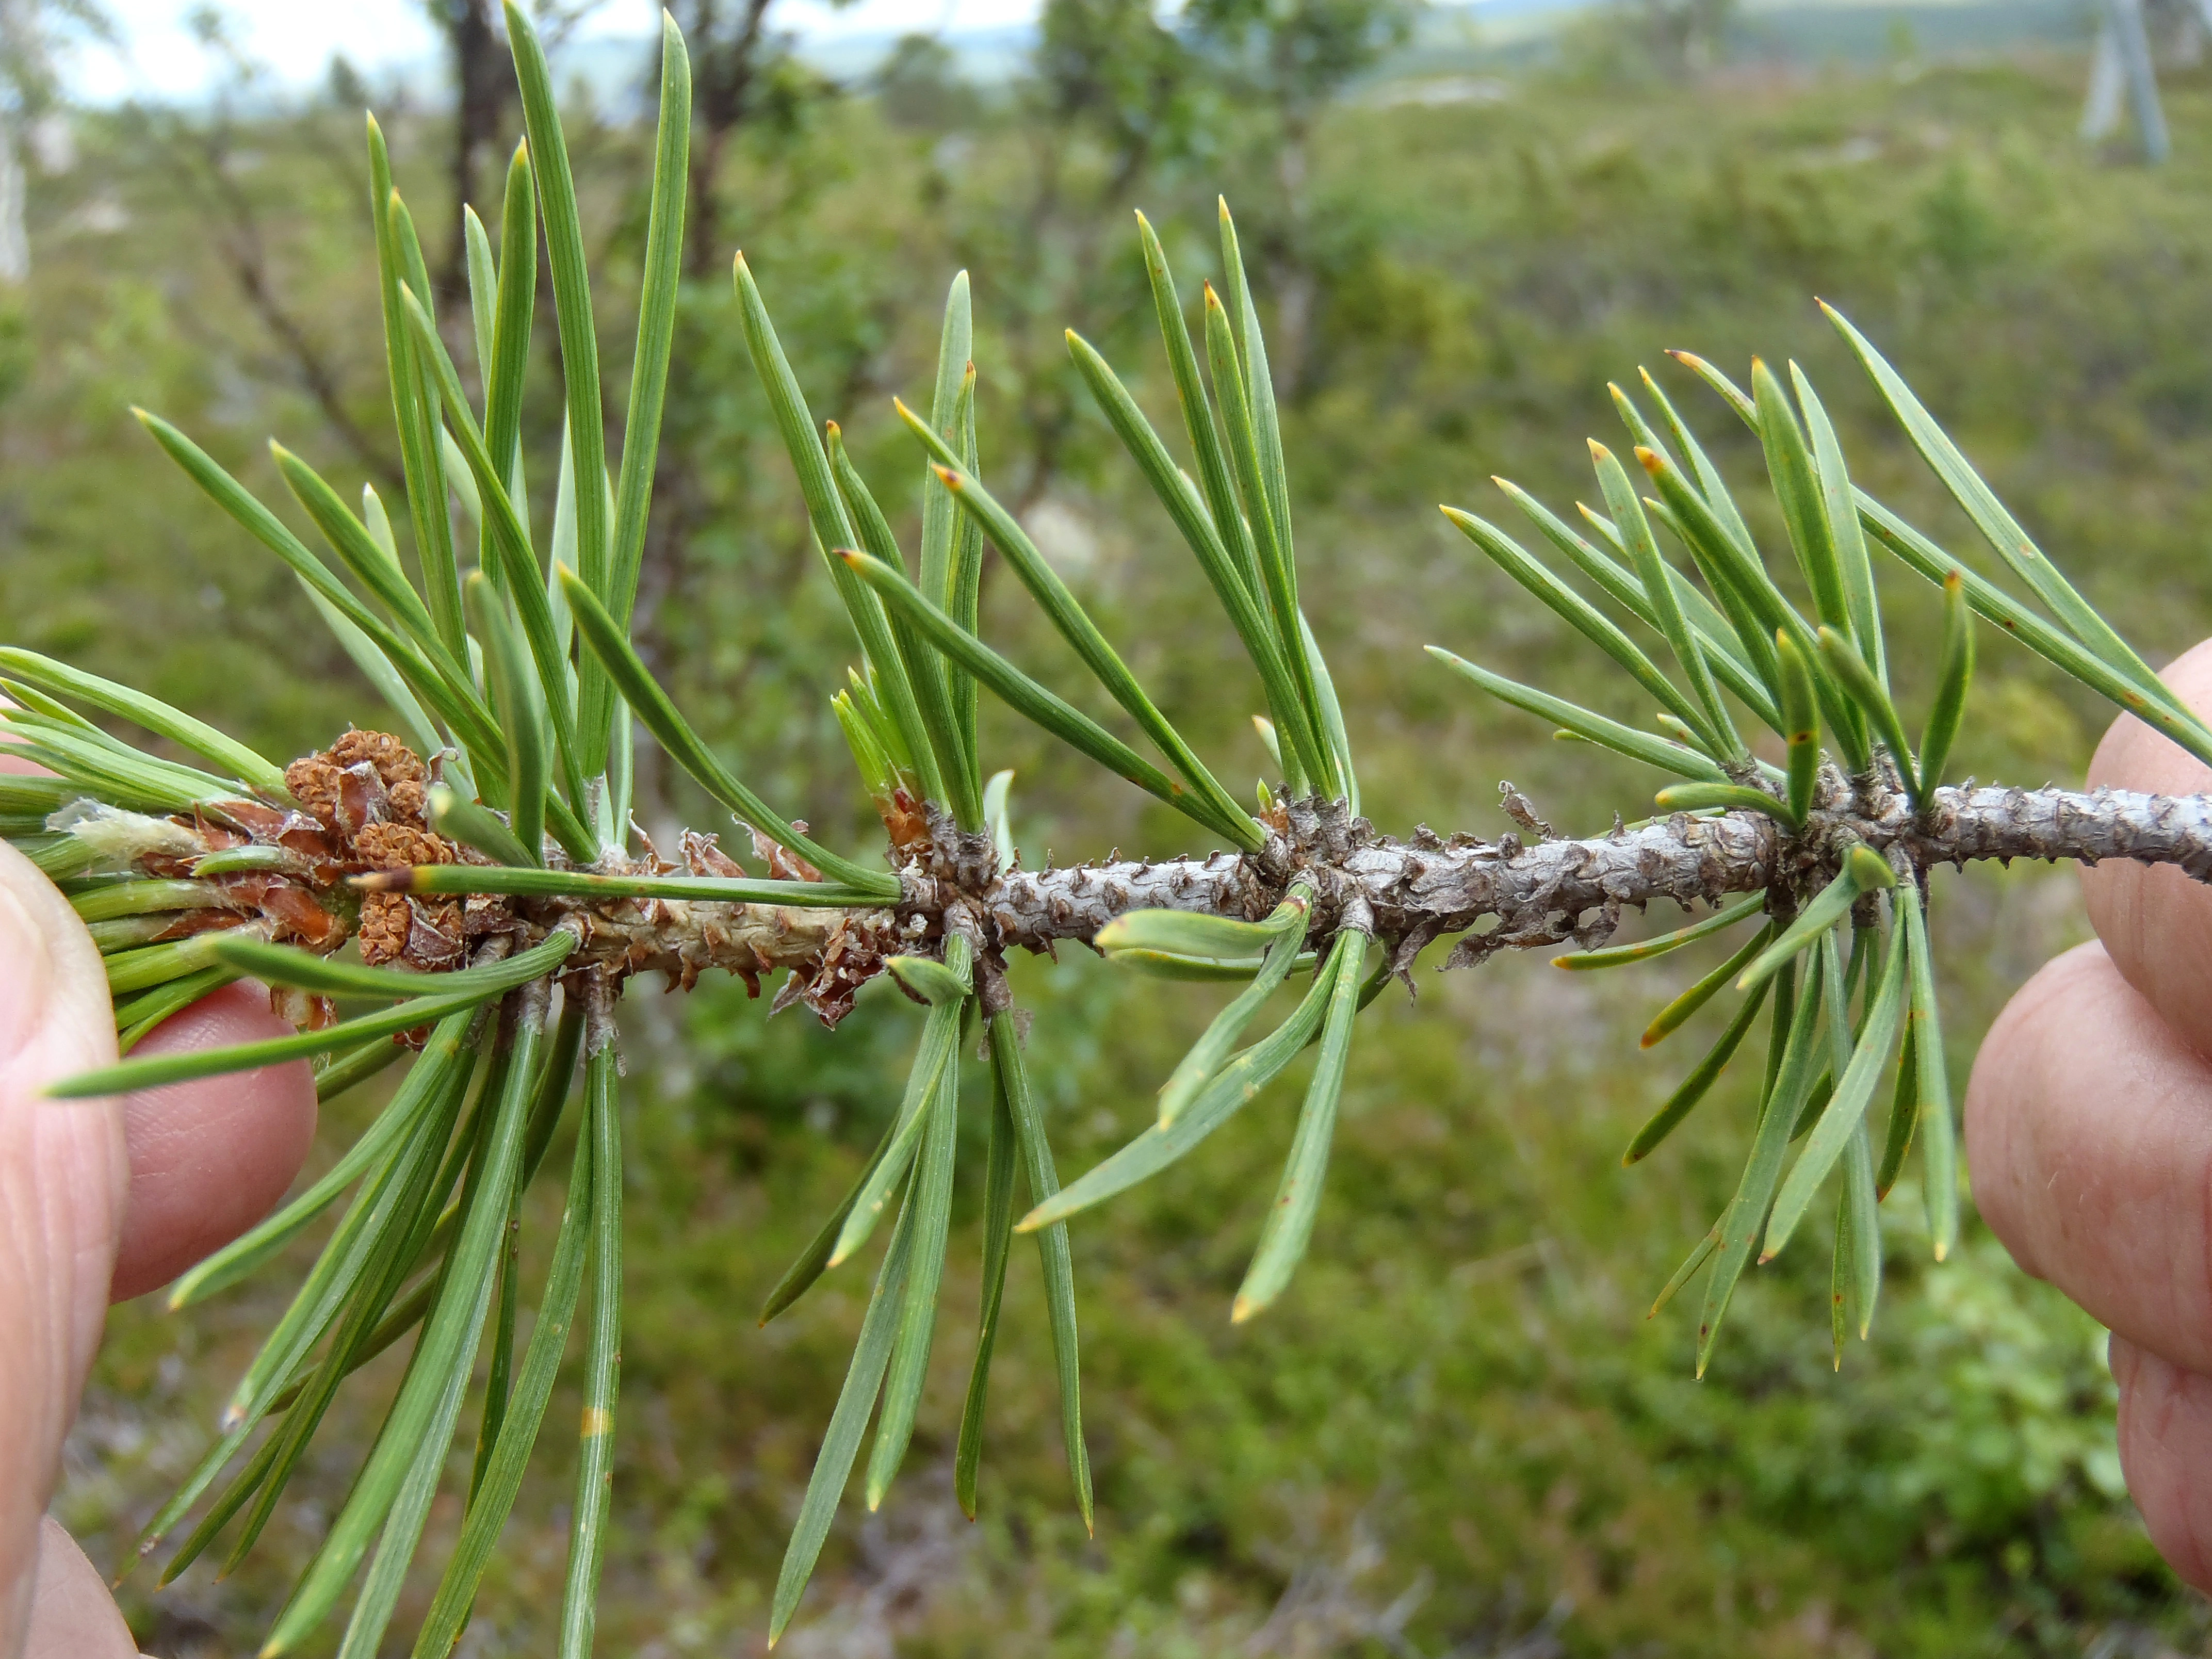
(0, 823, 318, 1657)
(1969, 637, 2212, 1592)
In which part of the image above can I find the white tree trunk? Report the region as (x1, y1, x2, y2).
(0, 111, 25, 283)
(2082, 21, 2124, 141)
(0, 0, 24, 284)
(2111, 0, 2172, 162)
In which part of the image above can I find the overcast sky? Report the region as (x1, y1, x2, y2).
(67, 0, 1044, 103)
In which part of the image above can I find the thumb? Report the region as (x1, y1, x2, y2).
(0, 841, 127, 1653)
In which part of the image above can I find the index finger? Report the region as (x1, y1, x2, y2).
(1965, 636, 2212, 1377)
(5, 735, 318, 1301)
(2079, 638, 2212, 1056)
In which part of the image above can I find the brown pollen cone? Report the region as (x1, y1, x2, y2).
(279, 731, 465, 967)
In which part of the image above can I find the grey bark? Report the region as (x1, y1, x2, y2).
(969, 783, 2212, 970)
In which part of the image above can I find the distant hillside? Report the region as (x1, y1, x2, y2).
(803, 1, 2098, 85)
(1730, 0, 2090, 62)
(1400, 0, 2092, 73)
(371, 0, 2098, 119)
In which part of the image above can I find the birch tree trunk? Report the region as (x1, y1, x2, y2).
(0, 0, 26, 284)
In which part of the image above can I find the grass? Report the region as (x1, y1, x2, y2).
(25, 34, 2212, 1658)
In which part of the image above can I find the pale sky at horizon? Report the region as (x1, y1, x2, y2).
(65, 0, 1046, 104)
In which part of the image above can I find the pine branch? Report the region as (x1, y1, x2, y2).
(45, 749, 2212, 1018)
(983, 781, 2212, 966)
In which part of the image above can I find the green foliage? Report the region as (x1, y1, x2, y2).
(20, 25, 2212, 1659)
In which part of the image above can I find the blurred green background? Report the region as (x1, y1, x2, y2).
(14, 0, 2212, 1651)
